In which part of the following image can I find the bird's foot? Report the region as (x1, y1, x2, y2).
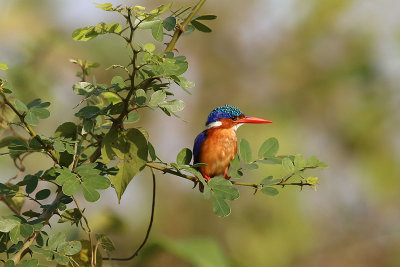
(224, 173, 231, 180)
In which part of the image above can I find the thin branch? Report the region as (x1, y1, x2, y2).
(165, 0, 207, 52)
(104, 168, 156, 261)
(146, 162, 314, 189)
(72, 195, 94, 267)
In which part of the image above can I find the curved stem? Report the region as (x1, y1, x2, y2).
(72, 195, 94, 267)
(104, 168, 156, 261)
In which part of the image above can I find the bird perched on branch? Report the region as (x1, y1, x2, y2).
(193, 105, 272, 186)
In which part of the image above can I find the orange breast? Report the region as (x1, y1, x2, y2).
(198, 128, 237, 178)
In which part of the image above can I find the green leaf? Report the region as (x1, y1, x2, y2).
(111, 76, 125, 89)
(81, 174, 110, 190)
(82, 119, 95, 134)
(294, 154, 305, 170)
(229, 154, 240, 169)
(239, 138, 252, 163)
(149, 90, 166, 106)
(176, 148, 192, 165)
(183, 24, 195, 35)
(138, 19, 162, 30)
(62, 178, 80, 196)
(73, 82, 96, 96)
(35, 189, 51, 200)
(72, 22, 121, 41)
(262, 187, 279, 196)
(58, 209, 81, 228)
(20, 224, 34, 238)
(55, 168, 73, 184)
(101, 128, 127, 163)
(25, 175, 39, 194)
(257, 157, 282, 164)
(209, 178, 239, 200)
(48, 232, 66, 250)
(94, 2, 113, 11)
(195, 15, 217, 20)
(143, 43, 156, 53)
(8, 139, 28, 157)
(55, 122, 77, 139)
(64, 241, 82, 256)
(260, 176, 281, 186)
(14, 99, 28, 112)
(125, 113, 140, 123)
(136, 89, 147, 105)
(212, 196, 230, 217)
(159, 99, 185, 113)
(227, 168, 243, 179)
(153, 3, 172, 15)
(151, 20, 164, 42)
(306, 156, 328, 168)
(258, 137, 279, 158)
(148, 141, 157, 161)
(0, 62, 8, 70)
(81, 182, 100, 202)
(191, 20, 212, 32)
(0, 183, 18, 197)
(102, 92, 121, 105)
(1, 81, 13, 94)
(242, 163, 258, 170)
(53, 141, 65, 152)
(110, 128, 148, 202)
(106, 23, 122, 33)
(26, 98, 50, 109)
(31, 108, 50, 119)
(163, 17, 176, 31)
(0, 218, 20, 233)
(10, 225, 20, 243)
(95, 233, 115, 252)
(174, 76, 195, 91)
(282, 157, 295, 174)
(75, 106, 100, 119)
(0, 136, 20, 149)
(24, 111, 39, 125)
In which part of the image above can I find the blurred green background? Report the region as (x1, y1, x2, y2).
(1, 0, 400, 266)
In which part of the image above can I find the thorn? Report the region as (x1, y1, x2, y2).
(192, 180, 198, 189)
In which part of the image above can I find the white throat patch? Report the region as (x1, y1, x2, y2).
(206, 121, 222, 129)
(233, 123, 243, 131)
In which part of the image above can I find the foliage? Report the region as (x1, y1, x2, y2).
(0, 1, 327, 265)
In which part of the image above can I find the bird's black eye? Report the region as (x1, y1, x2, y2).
(231, 116, 238, 121)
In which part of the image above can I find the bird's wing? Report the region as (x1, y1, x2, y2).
(193, 130, 207, 164)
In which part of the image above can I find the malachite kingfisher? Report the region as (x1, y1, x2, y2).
(193, 105, 272, 184)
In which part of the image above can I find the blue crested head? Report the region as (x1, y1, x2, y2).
(205, 105, 244, 126)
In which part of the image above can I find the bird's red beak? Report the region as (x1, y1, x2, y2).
(236, 116, 272, 124)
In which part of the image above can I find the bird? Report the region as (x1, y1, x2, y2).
(193, 105, 272, 186)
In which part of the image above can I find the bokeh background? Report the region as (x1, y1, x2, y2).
(1, 0, 400, 266)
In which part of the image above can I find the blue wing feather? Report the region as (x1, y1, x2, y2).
(193, 130, 207, 164)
